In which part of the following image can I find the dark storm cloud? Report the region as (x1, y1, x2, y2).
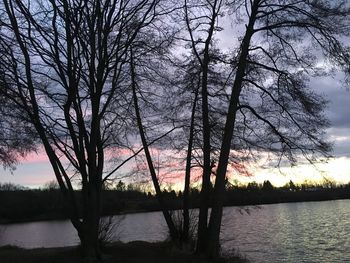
(309, 72, 350, 157)
(310, 72, 349, 129)
(217, 14, 349, 132)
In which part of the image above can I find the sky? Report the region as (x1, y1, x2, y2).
(240, 73, 350, 187)
(0, 7, 349, 189)
(0, 68, 348, 189)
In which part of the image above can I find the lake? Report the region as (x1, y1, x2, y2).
(1, 199, 350, 262)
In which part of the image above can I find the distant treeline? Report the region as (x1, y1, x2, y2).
(1, 180, 350, 224)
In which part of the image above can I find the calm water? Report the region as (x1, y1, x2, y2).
(1, 199, 350, 262)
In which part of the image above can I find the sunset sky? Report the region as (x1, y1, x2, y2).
(0, 74, 348, 189)
(0, 15, 349, 189)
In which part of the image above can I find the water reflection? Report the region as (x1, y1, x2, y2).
(0, 220, 78, 248)
(1, 200, 350, 262)
(114, 211, 168, 243)
(221, 200, 350, 262)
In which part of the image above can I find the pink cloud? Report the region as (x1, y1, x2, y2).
(21, 151, 49, 164)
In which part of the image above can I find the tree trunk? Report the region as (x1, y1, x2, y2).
(79, 185, 101, 262)
(191, 0, 221, 254)
(205, 1, 259, 258)
(195, 24, 218, 256)
(130, 51, 179, 240)
(196, 63, 213, 254)
(182, 81, 199, 243)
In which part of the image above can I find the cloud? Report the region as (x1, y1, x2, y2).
(310, 73, 349, 128)
(217, 12, 350, 160)
(20, 151, 49, 164)
(306, 72, 349, 158)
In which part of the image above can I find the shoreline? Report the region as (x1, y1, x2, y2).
(1, 197, 349, 225)
(0, 241, 247, 263)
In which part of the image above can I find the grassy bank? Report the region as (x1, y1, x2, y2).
(0, 241, 247, 263)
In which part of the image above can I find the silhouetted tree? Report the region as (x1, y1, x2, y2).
(0, 182, 25, 191)
(262, 180, 274, 191)
(0, 70, 36, 168)
(173, 0, 350, 258)
(205, 0, 350, 258)
(130, 48, 180, 240)
(247, 181, 259, 191)
(285, 180, 298, 191)
(183, 0, 225, 253)
(0, 0, 162, 261)
(116, 181, 126, 192)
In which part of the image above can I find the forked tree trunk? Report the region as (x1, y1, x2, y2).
(187, 0, 221, 254)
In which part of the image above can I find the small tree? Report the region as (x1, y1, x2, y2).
(262, 180, 273, 191)
(116, 180, 126, 192)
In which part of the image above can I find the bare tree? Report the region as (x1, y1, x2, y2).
(129, 47, 180, 240)
(0, 1, 348, 261)
(116, 7, 207, 244)
(177, 0, 350, 258)
(205, 0, 350, 258)
(0, 0, 161, 261)
(182, 0, 225, 253)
